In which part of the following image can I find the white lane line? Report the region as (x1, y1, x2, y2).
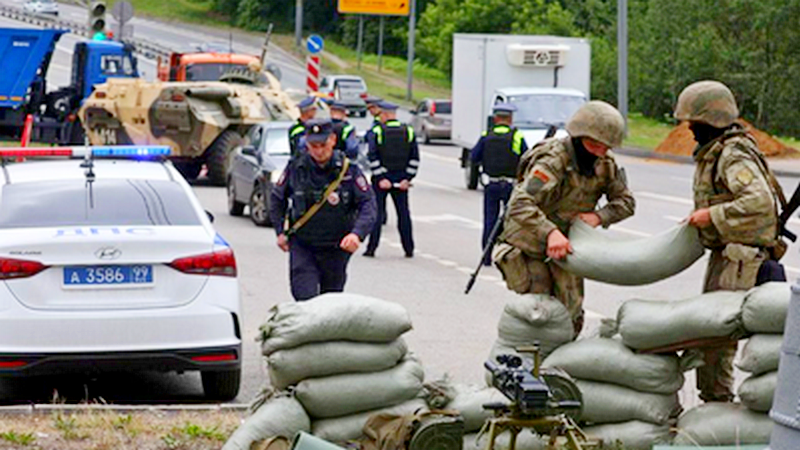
(479, 275, 500, 282)
(456, 267, 473, 274)
(419, 253, 436, 260)
(420, 150, 459, 164)
(413, 179, 463, 194)
(637, 191, 694, 205)
(437, 259, 458, 267)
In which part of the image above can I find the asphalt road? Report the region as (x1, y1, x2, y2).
(1, 5, 800, 411)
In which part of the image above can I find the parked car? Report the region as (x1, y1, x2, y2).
(317, 75, 368, 117)
(410, 98, 452, 143)
(23, 0, 59, 15)
(0, 146, 241, 401)
(227, 121, 293, 227)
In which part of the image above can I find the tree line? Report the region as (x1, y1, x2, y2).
(213, 0, 800, 137)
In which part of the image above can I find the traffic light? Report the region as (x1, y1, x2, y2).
(89, 1, 106, 34)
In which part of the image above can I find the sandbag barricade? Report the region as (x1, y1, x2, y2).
(673, 403, 773, 446)
(221, 394, 310, 450)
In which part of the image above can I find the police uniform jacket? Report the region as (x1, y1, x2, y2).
(288, 119, 306, 157)
(332, 120, 360, 160)
(367, 119, 420, 183)
(693, 125, 779, 249)
(500, 137, 635, 257)
(270, 150, 377, 248)
(470, 125, 528, 179)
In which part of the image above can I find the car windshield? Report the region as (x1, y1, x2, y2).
(336, 79, 366, 91)
(185, 63, 249, 81)
(0, 180, 202, 228)
(434, 102, 452, 114)
(506, 94, 586, 128)
(263, 128, 291, 155)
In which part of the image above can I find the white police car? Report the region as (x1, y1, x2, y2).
(0, 146, 241, 401)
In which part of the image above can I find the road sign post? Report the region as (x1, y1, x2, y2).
(111, 0, 133, 42)
(306, 35, 323, 94)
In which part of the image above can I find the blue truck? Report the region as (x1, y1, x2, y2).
(0, 27, 139, 144)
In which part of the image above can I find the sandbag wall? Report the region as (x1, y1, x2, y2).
(672, 282, 790, 446)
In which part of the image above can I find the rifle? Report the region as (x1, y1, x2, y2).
(779, 183, 800, 242)
(464, 125, 558, 294)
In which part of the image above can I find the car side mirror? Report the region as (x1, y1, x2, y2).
(242, 145, 258, 158)
(206, 210, 215, 223)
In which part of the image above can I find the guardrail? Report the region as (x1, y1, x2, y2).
(0, 4, 172, 60)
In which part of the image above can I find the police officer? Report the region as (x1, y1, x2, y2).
(364, 101, 419, 257)
(471, 103, 528, 265)
(329, 100, 360, 160)
(675, 80, 786, 403)
(270, 119, 377, 301)
(364, 96, 387, 225)
(288, 97, 318, 157)
(493, 101, 635, 335)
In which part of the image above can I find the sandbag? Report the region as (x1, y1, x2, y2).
(543, 338, 684, 394)
(267, 339, 408, 390)
(609, 291, 746, 350)
(222, 395, 310, 450)
(311, 399, 428, 443)
(259, 294, 412, 355)
(741, 282, 791, 333)
(443, 385, 508, 433)
(557, 220, 705, 286)
(295, 357, 424, 419)
(738, 371, 777, 413)
(737, 334, 782, 375)
(462, 431, 545, 450)
(582, 420, 672, 450)
(577, 380, 680, 425)
(673, 403, 772, 446)
(497, 294, 574, 358)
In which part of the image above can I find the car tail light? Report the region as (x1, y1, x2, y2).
(0, 360, 27, 368)
(430, 102, 436, 117)
(359, 93, 368, 99)
(0, 258, 48, 280)
(169, 248, 237, 277)
(191, 353, 237, 362)
(171, 93, 185, 102)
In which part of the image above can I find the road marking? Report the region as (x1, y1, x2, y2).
(437, 259, 458, 267)
(637, 191, 694, 205)
(413, 213, 482, 229)
(456, 267, 473, 274)
(421, 150, 459, 164)
(413, 179, 463, 194)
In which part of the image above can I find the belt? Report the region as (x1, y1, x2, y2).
(487, 176, 515, 183)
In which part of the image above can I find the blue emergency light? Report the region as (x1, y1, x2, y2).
(89, 146, 172, 157)
(0, 145, 172, 159)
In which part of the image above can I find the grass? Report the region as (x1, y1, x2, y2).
(108, 0, 233, 28)
(623, 112, 674, 150)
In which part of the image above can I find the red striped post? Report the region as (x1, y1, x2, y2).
(306, 55, 320, 93)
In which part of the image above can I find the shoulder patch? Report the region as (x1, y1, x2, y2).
(736, 167, 754, 185)
(532, 169, 550, 183)
(355, 174, 369, 192)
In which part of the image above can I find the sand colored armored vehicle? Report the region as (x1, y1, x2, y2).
(78, 69, 297, 185)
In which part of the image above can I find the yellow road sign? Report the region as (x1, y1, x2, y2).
(337, 0, 410, 16)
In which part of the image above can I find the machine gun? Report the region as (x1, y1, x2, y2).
(479, 345, 600, 450)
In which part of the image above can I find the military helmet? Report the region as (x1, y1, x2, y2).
(674, 80, 739, 128)
(565, 101, 625, 148)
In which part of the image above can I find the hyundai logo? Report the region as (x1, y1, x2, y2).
(95, 247, 122, 260)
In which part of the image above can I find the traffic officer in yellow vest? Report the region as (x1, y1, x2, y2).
(676, 80, 786, 402)
(288, 97, 318, 157)
(493, 101, 635, 335)
(364, 101, 420, 257)
(329, 100, 360, 160)
(470, 103, 528, 265)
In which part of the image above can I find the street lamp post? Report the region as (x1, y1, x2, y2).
(406, 0, 416, 101)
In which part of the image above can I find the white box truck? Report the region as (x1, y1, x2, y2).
(452, 34, 591, 189)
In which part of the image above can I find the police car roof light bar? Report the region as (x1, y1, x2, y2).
(0, 146, 172, 159)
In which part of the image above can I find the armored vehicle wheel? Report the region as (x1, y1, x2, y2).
(207, 130, 242, 186)
(201, 368, 240, 401)
(227, 177, 246, 216)
(249, 180, 272, 227)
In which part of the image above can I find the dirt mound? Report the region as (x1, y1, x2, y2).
(654, 120, 800, 158)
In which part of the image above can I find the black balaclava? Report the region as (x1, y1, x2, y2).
(571, 138, 598, 177)
(689, 121, 727, 149)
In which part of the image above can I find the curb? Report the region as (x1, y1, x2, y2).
(616, 147, 800, 179)
(0, 403, 250, 414)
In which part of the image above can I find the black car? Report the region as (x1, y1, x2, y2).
(226, 121, 292, 227)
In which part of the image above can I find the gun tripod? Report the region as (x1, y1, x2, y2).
(478, 411, 601, 450)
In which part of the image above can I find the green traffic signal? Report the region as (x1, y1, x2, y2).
(92, 31, 107, 41)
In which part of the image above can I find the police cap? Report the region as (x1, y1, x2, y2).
(305, 119, 334, 144)
(297, 97, 317, 111)
(329, 100, 348, 111)
(492, 103, 517, 116)
(377, 101, 399, 111)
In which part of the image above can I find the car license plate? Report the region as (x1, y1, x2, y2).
(63, 265, 153, 288)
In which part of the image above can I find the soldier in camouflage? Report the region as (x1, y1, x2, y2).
(493, 101, 635, 335)
(676, 80, 785, 403)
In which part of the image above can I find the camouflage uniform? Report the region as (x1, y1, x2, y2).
(493, 102, 635, 334)
(677, 80, 783, 402)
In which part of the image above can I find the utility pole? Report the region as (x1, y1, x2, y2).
(357, 15, 364, 70)
(295, 0, 303, 48)
(378, 16, 385, 72)
(617, 0, 628, 128)
(406, 0, 416, 101)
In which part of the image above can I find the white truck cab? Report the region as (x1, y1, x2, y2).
(451, 34, 591, 189)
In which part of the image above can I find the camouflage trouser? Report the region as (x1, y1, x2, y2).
(697, 246, 766, 402)
(493, 242, 585, 335)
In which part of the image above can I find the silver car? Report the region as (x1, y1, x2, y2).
(410, 98, 452, 143)
(318, 75, 368, 117)
(23, 0, 59, 15)
(226, 122, 292, 227)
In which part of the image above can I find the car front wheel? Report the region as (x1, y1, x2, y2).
(249, 180, 272, 227)
(201, 368, 241, 401)
(227, 177, 245, 216)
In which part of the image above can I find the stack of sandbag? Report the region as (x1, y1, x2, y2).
(222, 393, 310, 450)
(601, 290, 747, 350)
(258, 293, 428, 445)
(540, 338, 680, 449)
(486, 294, 574, 378)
